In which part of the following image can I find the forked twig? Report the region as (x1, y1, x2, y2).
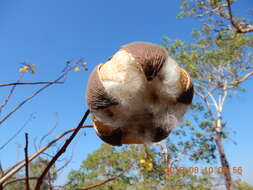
(0, 113, 35, 151)
(0, 64, 70, 126)
(35, 110, 90, 190)
(0, 73, 25, 114)
(0, 125, 93, 185)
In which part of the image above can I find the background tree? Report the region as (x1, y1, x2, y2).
(65, 1, 253, 188)
(3, 157, 57, 190)
(233, 180, 253, 190)
(64, 144, 219, 190)
(179, 0, 253, 34)
(161, 2, 253, 188)
(65, 143, 253, 190)
(1, 1, 252, 189)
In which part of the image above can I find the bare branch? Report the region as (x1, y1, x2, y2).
(0, 73, 25, 115)
(38, 114, 58, 149)
(197, 83, 219, 110)
(232, 71, 253, 85)
(194, 0, 253, 33)
(54, 137, 76, 176)
(0, 81, 63, 87)
(24, 133, 30, 190)
(207, 91, 219, 111)
(0, 113, 35, 151)
(78, 160, 135, 190)
(35, 110, 90, 190)
(195, 90, 213, 109)
(0, 64, 71, 126)
(0, 125, 93, 185)
(226, 0, 253, 33)
(220, 82, 228, 111)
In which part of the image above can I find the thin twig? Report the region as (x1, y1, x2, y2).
(0, 125, 93, 185)
(24, 133, 30, 190)
(48, 171, 53, 190)
(0, 81, 63, 87)
(0, 64, 70, 126)
(38, 114, 59, 149)
(233, 71, 253, 85)
(0, 113, 35, 151)
(0, 73, 25, 115)
(78, 160, 135, 190)
(35, 110, 90, 190)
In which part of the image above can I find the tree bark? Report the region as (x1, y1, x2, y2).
(215, 131, 233, 190)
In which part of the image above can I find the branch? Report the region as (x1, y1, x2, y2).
(38, 115, 58, 150)
(24, 133, 30, 190)
(35, 109, 90, 190)
(232, 71, 253, 85)
(0, 64, 70, 126)
(196, 83, 219, 110)
(54, 138, 76, 175)
(195, 0, 253, 33)
(0, 113, 35, 151)
(0, 125, 93, 185)
(0, 73, 25, 115)
(78, 160, 135, 190)
(220, 82, 228, 111)
(226, 0, 253, 33)
(0, 81, 63, 87)
(207, 90, 219, 111)
(195, 90, 213, 109)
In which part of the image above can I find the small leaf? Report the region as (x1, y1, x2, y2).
(23, 65, 29, 71)
(74, 67, 80, 72)
(19, 68, 25, 73)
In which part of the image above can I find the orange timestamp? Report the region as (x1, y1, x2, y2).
(165, 166, 242, 175)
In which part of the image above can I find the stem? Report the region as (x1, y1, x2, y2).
(0, 125, 93, 185)
(35, 110, 90, 190)
(24, 133, 30, 190)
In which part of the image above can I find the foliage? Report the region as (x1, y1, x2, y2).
(233, 180, 253, 190)
(64, 144, 217, 190)
(161, 1, 253, 189)
(4, 157, 57, 190)
(64, 3, 253, 188)
(178, 0, 253, 34)
(162, 25, 253, 158)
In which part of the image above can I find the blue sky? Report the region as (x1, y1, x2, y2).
(0, 0, 252, 186)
